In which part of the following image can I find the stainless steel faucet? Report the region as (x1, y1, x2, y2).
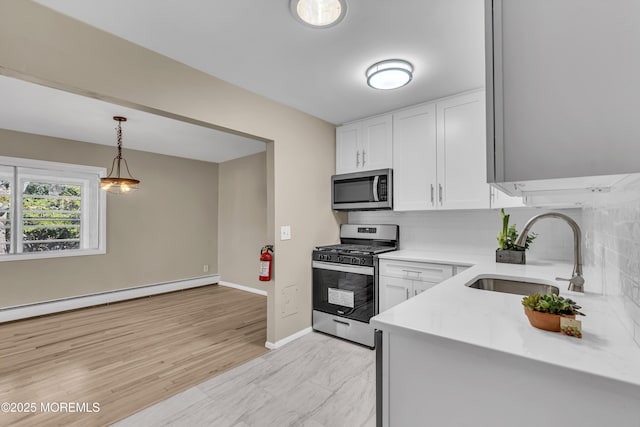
(515, 212, 585, 293)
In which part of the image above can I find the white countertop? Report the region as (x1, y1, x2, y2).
(371, 250, 640, 388)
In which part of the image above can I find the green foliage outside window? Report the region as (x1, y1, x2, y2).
(21, 182, 82, 252)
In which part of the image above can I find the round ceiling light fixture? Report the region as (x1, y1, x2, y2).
(290, 0, 347, 28)
(366, 59, 414, 90)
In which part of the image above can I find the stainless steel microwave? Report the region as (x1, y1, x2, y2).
(331, 168, 393, 211)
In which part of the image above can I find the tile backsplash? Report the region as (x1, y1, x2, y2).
(349, 207, 582, 262)
(582, 186, 640, 347)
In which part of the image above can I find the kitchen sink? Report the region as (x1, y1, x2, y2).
(467, 277, 559, 296)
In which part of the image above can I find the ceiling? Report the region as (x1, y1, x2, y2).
(35, 0, 486, 125)
(0, 75, 266, 163)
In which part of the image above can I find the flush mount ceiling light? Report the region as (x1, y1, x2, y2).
(100, 116, 140, 194)
(366, 59, 414, 90)
(290, 0, 347, 28)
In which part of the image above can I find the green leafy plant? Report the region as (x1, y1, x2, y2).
(521, 293, 585, 316)
(497, 209, 536, 251)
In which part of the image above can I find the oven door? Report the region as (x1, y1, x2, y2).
(312, 261, 375, 323)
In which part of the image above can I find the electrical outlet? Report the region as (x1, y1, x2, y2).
(280, 225, 291, 241)
(203, 264, 209, 273)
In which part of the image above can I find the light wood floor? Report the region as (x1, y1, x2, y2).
(114, 332, 375, 427)
(0, 285, 267, 427)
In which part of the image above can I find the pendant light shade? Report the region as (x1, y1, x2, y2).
(100, 116, 140, 194)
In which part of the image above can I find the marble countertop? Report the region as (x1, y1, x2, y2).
(371, 249, 640, 388)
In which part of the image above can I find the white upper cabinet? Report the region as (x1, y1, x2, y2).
(335, 122, 360, 175)
(336, 115, 392, 174)
(436, 92, 490, 210)
(392, 103, 437, 211)
(486, 0, 640, 193)
(393, 90, 489, 211)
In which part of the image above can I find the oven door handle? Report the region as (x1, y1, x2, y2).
(312, 261, 374, 276)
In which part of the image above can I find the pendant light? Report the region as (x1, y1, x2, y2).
(100, 116, 140, 194)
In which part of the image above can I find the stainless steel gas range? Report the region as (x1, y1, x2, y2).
(312, 224, 399, 348)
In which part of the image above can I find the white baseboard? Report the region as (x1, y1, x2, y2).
(218, 281, 267, 296)
(0, 275, 220, 323)
(265, 327, 312, 350)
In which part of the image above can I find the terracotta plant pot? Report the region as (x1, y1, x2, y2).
(523, 307, 575, 332)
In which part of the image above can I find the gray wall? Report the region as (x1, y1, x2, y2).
(218, 151, 268, 291)
(0, 129, 218, 308)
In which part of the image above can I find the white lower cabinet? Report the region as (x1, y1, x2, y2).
(379, 260, 454, 312)
(379, 276, 412, 310)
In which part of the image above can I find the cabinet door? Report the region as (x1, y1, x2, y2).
(490, 187, 525, 208)
(437, 91, 490, 210)
(392, 104, 437, 211)
(489, 0, 640, 183)
(412, 281, 438, 297)
(361, 115, 393, 171)
(336, 122, 361, 174)
(379, 276, 412, 312)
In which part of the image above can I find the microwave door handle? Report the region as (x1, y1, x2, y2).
(372, 176, 380, 202)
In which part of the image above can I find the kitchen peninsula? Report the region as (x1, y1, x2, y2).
(371, 250, 640, 427)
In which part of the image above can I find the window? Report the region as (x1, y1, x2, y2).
(0, 156, 106, 261)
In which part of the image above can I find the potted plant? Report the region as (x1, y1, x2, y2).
(496, 209, 536, 264)
(521, 293, 585, 332)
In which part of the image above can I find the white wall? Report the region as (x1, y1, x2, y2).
(350, 207, 582, 262)
(582, 183, 640, 348)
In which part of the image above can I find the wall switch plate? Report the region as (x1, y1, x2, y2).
(203, 264, 209, 273)
(280, 225, 291, 241)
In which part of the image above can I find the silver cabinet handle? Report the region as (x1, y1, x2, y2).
(438, 184, 443, 205)
(356, 151, 361, 167)
(333, 319, 350, 326)
(430, 184, 435, 205)
(406, 288, 409, 299)
(362, 150, 366, 167)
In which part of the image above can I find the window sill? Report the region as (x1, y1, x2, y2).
(0, 248, 106, 262)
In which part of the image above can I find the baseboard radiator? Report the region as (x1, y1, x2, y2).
(0, 275, 221, 323)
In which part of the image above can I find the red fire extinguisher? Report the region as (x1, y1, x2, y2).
(259, 245, 274, 281)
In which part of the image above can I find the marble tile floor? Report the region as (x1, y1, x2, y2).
(113, 332, 376, 427)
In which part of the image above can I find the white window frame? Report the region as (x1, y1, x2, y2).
(0, 156, 106, 262)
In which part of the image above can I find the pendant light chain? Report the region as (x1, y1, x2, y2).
(100, 116, 140, 194)
(116, 119, 123, 177)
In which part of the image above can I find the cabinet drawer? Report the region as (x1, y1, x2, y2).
(379, 260, 453, 283)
